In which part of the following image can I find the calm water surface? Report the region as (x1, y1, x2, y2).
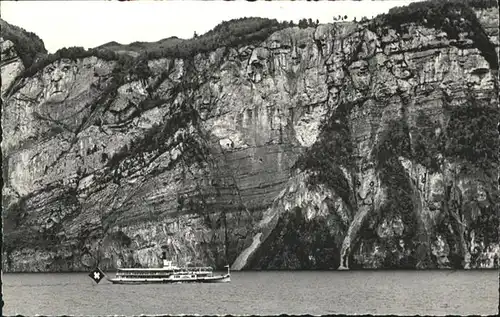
(2, 271, 498, 315)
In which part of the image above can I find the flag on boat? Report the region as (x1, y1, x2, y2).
(89, 267, 105, 284)
(224, 265, 230, 268)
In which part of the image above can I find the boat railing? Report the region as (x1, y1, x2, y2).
(118, 266, 212, 271)
(183, 266, 213, 271)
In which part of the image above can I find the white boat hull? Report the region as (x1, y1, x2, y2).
(106, 274, 231, 284)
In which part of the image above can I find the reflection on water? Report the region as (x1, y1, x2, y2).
(2, 271, 498, 316)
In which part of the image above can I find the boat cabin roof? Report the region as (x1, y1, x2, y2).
(117, 267, 213, 271)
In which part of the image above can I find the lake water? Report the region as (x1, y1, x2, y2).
(2, 271, 498, 316)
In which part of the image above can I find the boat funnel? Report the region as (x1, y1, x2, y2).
(161, 252, 171, 267)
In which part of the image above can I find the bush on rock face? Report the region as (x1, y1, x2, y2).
(444, 96, 499, 173)
(412, 112, 443, 173)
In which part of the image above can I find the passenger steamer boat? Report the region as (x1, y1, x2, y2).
(106, 253, 231, 284)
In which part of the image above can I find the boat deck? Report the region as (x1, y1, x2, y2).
(107, 274, 230, 284)
(106, 257, 230, 284)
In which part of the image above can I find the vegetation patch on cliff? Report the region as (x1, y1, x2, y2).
(375, 120, 416, 238)
(412, 90, 499, 175)
(106, 100, 206, 174)
(249, 207, 341, 269)
(411, 111, 443, 173)
(443, 93, 499, 173)
(468, 203, 499, 267)
(351, 119, 423, 268)
(372, 0, 498, 70)
(294, 102, 356, 208)
(432, 195, 467, 268)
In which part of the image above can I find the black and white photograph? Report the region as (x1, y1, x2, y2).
(1, 0, 499, 315)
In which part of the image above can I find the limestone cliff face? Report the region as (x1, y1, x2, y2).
(234, 13, 499, 270)
(2, 4, 499, 271)
(1, 38, 25, 96)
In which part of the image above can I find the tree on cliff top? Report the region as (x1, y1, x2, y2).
(141, 17, 286, 60)
(18, 46, 130, 79)
(0, 19, 47, 68)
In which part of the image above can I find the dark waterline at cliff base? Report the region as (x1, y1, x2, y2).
(3, 271, 498, 316)
(3, 267, 499, 274)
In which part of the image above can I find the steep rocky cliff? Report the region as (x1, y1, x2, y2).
(2, 0, 499, 272)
